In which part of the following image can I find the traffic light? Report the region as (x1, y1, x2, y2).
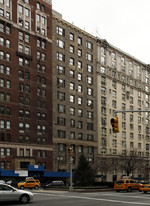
(69, 147, 72, 156)
(110, 116, 119, 133)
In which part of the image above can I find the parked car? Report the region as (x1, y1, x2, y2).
(0, 183, 33, 204)
(43, 180, 65, 189)
(18, 178, 40, 190)
(114, 178, 140, 192)
(0, 180, 5, 184)
(139, 183, 150, 193)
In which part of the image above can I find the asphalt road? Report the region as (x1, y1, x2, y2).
(2, 190, 150, 206)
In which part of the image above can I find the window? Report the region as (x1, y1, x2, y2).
(87, 111, 93, 119)
(0, 0, 4, 4)
(7, 148, 10, 156)
(87, 88, 93, 96)
(20, 148, 24, 156)
(0, 79, 4, 87)
(18, 5, 23, 14)
(70, 132, 75, 139)
(57, 117, 66, 126)
(78, 109, 82, 117)
(86, 53, 93, 61)
(19, 57, 23, 66)
(57, 39, 65, 49)
(56, 26, 65, 36)
(41, 41, 46, 49)
(25, 46, 30, 55)
(70, 82, 75, 90)
(0, 8, 4, 16)
(42, 5, 45, 12)
(6, 25, 11, 34)
(87, 65, 93, 73)
(70, 119, 75, 127)
(70, 57, 74, 66)
(86, 41, 93, 50)
(6, 39, 10, 48)
(41, 16, 45, 25)
(25, 21, 30, 30)
(78, 61, 82, 69)
(87, 123, 93, 130)
(0, 120, 4, 129)
(25, 8, 30, 17)
(58, 104, 65, 113)
(78, 37, 82, 45)
(78, 49, 82, 57)
(0, 51, 4, 59)
(70, 70, 74, 78)
(78, 97, 82, 105)
(37, 2, 40, 9)
(19, 31, 23, 41)
(57, 78, 65, 87)
(57, 52, 65, 62)
(0, 92, 4, 101)
(0, 64, 5, 74)
(70, 107, 75, 115)
(6, 80, 11, 88)
(0, 23, 4, 32)
(57, 91, 65, 100)
(0, 37, 4, 46)
(57, 65, 65, 74)
(70, 45, 74, 53)
(58, 130, 66, 138)
(78, 85, 82, 92)
(70, 95, 75, 103)
(70, 33, 74, 41)
(78, 121, 82, 129)
(87, 76, 93, 85)
(78, 73, 82, 81)
(1, 148, 4, 156)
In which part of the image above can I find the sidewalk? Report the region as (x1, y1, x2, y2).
(33, 187, 114, 193)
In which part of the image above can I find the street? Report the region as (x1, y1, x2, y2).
(2, 190, 150, 206)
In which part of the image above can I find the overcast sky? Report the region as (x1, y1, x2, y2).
(52, 0, 150, 64)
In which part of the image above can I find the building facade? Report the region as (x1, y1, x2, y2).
(52, 12, 98, 172)
(97, 39, 150, 181)
(0, 0, 53, 171)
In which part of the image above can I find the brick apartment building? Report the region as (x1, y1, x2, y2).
(0, 0, 53, 171)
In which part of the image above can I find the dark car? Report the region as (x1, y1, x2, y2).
(43, 180, 65, 189)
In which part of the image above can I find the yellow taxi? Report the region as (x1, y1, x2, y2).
(139, 183, 150, 193)
(114, 177, 140, 192)
(18, 177, 40, 190)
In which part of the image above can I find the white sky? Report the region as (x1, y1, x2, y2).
(52, 0, 150, 64)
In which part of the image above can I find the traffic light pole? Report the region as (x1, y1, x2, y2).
(69, 156, 74, 192)
(114, 110, 150, 116)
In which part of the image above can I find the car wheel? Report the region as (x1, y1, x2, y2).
(127, 187, 132, 192)
(20, 185, 24, 190)
(34, 185, 39, 190)
(144, 191, 147, 194)
(116, 190, 120, 192)
(20, 194, 29, 204)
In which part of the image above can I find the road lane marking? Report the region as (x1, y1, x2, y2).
(33, 193, 150, 205)
(101, 193, 150, 199)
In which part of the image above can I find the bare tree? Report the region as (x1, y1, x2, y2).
(118, 150, 145, 176)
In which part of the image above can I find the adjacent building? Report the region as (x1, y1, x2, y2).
(97, 39, 150, 181)
(52, 11, 98, 172)
(0, 0, 53, 171)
